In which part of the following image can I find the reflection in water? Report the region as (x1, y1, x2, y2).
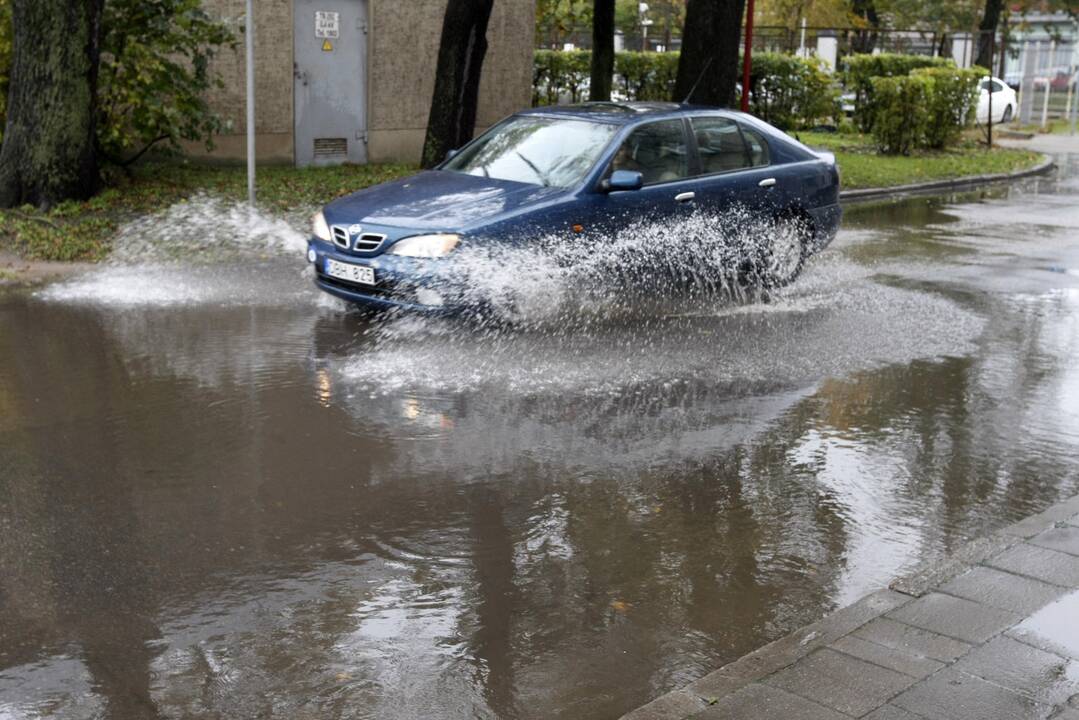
(2, 161, 1079, 719)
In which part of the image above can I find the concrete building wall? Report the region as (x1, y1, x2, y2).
(193, 0, 535, 165)
(366, 0, 536, 164)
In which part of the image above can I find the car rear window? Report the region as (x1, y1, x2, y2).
(691, 117, 770, 174)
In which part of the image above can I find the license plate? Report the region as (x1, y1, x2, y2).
(325, 258, 375, 286)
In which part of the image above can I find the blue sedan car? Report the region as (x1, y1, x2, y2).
(306, 102, 841, 313)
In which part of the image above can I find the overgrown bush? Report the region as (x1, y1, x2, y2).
(844, 53, 954, 132)
(868, 65, 983, 154)
(912, 65, 984, 149)
(868, 75, 930, 154)
(615, 51, 679, 101)
(533, 49, 591, 105)
(534, 50, 680, 105)
(748, 52, 838, 130)
(0, 0, 233, 162)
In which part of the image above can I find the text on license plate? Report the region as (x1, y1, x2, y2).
(325, 258, 375, 286)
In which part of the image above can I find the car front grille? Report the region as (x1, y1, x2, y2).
(330, 226, 386, 253)
(331, 226, 350, 249)
(354, 233, 386, 252)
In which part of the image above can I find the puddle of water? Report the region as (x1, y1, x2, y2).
(4, 169, 1079, 720)
(1011, 589, 1079, 660)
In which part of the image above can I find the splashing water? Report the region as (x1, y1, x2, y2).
(107, 194, 311, 265)
(39, 195, 316, 307)
(375, 206, 810, 328)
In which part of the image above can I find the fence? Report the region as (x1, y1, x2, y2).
(537, 23, 1079, 131)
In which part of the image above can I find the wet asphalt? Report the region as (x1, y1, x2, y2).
(2, 152, 1079, 719)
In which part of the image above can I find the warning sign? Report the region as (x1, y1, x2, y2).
(322, 39, 334, 52)
(315, 11, 340, 39)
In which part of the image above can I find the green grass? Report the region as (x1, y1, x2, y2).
(792, 131, 1043, 191)
(0, 161, 415, 262)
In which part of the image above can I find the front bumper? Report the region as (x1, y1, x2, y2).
(308, 238, 462, 314)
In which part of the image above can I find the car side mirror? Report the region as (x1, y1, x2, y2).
(445, 149, 459, 161)
(602, 170, 644, 193)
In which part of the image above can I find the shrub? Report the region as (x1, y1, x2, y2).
(748, 52, 838, 130)
(533, 49, 591, 105)
(615, 51, 679, 101)
(868, 75, 930, 154)
(844, 53, 954, 132)
(912, 65, 984, 149)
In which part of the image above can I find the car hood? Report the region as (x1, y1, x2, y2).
(325, 170, 569, 232)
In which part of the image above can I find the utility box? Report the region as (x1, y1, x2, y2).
(293, 0, 369, 166)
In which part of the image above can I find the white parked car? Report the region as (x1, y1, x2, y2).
(976, 77, 1017, 124)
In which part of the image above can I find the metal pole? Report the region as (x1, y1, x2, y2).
(1039, 40, 1055, 131)
(1072, 71, 1078, 136)
(741, 0, 756, 112)
(987, 31, 993, 147)
(245, 0, 256, 206)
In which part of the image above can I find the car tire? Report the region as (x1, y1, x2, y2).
(1002, 105, 1013, 123)
(761, 215, 809, 288)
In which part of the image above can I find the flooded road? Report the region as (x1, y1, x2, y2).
(3, 158, 1079, 720)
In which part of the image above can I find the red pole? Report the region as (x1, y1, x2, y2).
(741, 0, 756, 112)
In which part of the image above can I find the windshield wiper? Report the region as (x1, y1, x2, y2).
(515, 152, 551, 187)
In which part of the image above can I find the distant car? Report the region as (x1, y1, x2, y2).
(976, 76, 1017, 124)
(306, 102, 842, 314)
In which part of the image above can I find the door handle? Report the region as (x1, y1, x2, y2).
(759, 178, 777, 188)
(675, 191, 696, 203)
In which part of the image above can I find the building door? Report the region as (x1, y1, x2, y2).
(293, 0, 367, 166)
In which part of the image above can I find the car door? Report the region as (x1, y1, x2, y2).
(685, 115, 782, 218)
(592, 118, 699, 234)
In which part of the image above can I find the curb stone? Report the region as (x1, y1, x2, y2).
(619, 492, 1079, 720)
(839, 154, 1054, 203)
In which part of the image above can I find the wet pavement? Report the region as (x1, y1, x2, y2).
(2, 151, 1079, 719)
(621, 495, 1079, 720)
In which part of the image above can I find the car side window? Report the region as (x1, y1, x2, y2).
(610, 120, 689, 185)
(690, 117, 750, 174)
(740, 126, 771, 167)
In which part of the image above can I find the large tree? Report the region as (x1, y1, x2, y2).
(674, 0, 746, 107)
(421, 0, 496, 169)
(590, 0, 616, 100)
(0, 0, 105, 209)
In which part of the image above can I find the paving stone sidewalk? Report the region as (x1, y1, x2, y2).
(620, 493, 1079, 720)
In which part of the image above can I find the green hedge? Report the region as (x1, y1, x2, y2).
(533, 49, 592, 106)
(534, 49, 838, 129)
(868, 66, 983, 154)
(615, 51, 680, 102)
(913, 66, 984, 149)
(843, 53, 954, 132)
(748, 52, 838, 130)
(533, 49, 680, 105)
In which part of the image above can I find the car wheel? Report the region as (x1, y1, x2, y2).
(761, 215, 809, 288)
(1002, 105, 1013, 123)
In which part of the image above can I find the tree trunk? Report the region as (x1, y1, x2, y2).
(0, 0, 104, 209)
(421, 0, 495, 169)
(674, 0, 747, 107)
(590, 0, 616, 101)
(849, 0, 879, 54)
(975, 0, 1004, 71)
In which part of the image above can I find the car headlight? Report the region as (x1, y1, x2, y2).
(387, 233, 460, 258)
(312, 211, 331, 241)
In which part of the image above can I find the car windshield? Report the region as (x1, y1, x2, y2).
(443, 116, 618, 189)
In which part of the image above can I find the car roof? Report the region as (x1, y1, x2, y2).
(518, 101, 744, 125)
